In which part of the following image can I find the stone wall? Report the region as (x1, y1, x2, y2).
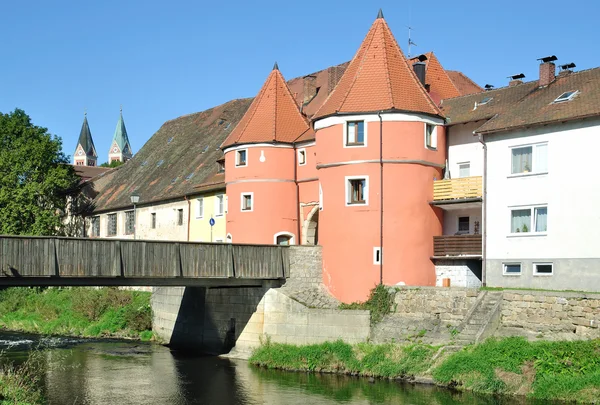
(393, 287, 479, 325)
(499, 290, 600, 340)
(286, 246, 323, 289)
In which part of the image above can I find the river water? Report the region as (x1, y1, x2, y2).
(0, 332, 546, 405)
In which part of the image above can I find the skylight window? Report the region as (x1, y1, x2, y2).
(225, 123, 231, 130)
(171, 177, 178, 184)
(157, 160, 164, 167)
(141, 160, 148, 167)
(168, 137, 174, 144)
(553, 90, 578, 104)
(201, 146, 209, 153)
(185, 173, 194, 181)
(479, 97, 493, 105)
(218, 119, 225, 126)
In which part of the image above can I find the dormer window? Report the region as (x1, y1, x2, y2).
(552, 90, 578, 104)
(236, 149, 247, 167)
(217, 160, 225, 173)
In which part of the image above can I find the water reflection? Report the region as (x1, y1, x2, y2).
(0, 333, 548, 405)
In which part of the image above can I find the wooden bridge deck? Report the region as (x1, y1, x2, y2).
(0, 236, 289, 287)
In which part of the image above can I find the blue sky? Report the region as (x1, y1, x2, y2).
(2, 1, 598, 164)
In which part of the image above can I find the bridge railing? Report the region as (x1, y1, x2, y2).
(0, 236, 289, 280)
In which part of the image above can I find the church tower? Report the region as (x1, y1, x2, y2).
(73, 113, 97, 167)
(108, 107, 133, 163)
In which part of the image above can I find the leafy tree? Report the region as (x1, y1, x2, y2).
(99, 160, 124, 168)
(0, 109, 79, 235)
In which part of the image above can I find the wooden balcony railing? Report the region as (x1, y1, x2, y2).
(433, 176, 482, 201)
(433, 235, 482, 257)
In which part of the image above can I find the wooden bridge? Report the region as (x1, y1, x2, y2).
(0, 236, 289, 287)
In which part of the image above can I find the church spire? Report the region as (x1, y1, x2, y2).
(73, 112, 97, 166)
(108, 106, 133, 163)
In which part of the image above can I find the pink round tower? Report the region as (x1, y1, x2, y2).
(312, 11, 446, 302)
(221, 63, 313, 245)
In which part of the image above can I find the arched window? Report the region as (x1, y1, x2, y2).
(274, 232, 295, 245)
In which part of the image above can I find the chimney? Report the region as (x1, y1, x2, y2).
(327, 65, 346, 95)
(508, 73, 525, 87)
(537, 55, 557, 87)
(559, 62, 576, 77)
(413, 62, 426, 86)
(303, 75, 317, 105)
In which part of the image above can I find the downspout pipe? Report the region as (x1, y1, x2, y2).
(378, 111, 384, 285)
(477, 133, 487, 286)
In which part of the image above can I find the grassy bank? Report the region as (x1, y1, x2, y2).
(250, 337, 600, 403)
(0, 351, 45, 404)
(0, 287, 154, 341)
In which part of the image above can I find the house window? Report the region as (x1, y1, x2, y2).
(235, 149, 247, 167)
(215, 194, 225, 217)
(217, 160, 225, 173)
(107, 214, 117, 236)
(177, 209, 184, 226)
(125, 211, 135, 235)
(511, 143, 547, 174)
(458, 217, 470, 234)
(75, 161, 84, 166)
(151, 213, 156, 229)
(373, 247, 382, 265)
(346, 121, 365, 146)
(196, 198, 204, 219)
(346, 177, 368, 205)
(534, 263, 553, 276)
(91, 216, 100, 237)
(298, 149, 306, 165)
(458, 162, 470, 178)
(510, 206, 547, 234)
(425, 124, 437, 149)
(88, 160, 95, 167)
(241, 193, 253, 212)
(503, 263, 522, 275)
(275, 234, 293, 245)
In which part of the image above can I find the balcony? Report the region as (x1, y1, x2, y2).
(432, 176, 482, 209)
(433, 234, 482, 259)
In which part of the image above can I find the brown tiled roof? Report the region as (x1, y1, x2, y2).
(442, 67, 600, 134)
(73, 165, 112, 183)
(313, 15, 441, 120)
(193, 173, 225, 193)
(446, 71, 483, 96)
(221, 65, 313, 148)
(408, 52, 460, 103)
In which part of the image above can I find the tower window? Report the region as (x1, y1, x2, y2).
(236, 149, 247, 167)
(298, 149, 306, 165)
(346, 121, 365, 146)
(241, 193, 253, 212)
(425, 124, 437, 149)
(346, 176, 368, 206)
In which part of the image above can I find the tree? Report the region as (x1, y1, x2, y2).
(100, 160, 124, 168)
(0, 109, 80, 236)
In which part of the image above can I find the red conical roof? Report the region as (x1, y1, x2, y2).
(313, 14, 442, 120)
(222, 65, 313, 148)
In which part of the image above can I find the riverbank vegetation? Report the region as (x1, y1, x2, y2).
(250, 337, 600, 404)
(0, 351, 45, 404)
(0, 287, 154, 341)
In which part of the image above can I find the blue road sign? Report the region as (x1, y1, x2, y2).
(209, 218, 215, 227)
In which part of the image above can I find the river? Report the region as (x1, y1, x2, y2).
(0, 332, 547, 405)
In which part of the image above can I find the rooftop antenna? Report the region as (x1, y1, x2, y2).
(407, 26, 417, 58)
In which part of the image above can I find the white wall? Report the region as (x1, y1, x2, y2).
(447, 121, 485, 178)
(443, 208, 481, 235)
(486, 118, 600, 260)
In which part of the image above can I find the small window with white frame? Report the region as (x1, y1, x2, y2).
(511, 143, 547, 174)
(235, 149, 247, 167)
(345, 121, 365, 146)
(346, 176, 368, 206)
(196, 198, 204, 219)
(510, 206, 547, 234)
(425, 124, 437, 149)
(552, 90, 578, 104)
(241, 192, 253, 212)
(534, 263, 553, 276)
(215, 194, 225, 217)
(503, 263, 522, 275)
(91, 216, 100, 237)
(373, 247, 382, 265)
(298, 149, 306, 165)
(458, 162, 470, 178)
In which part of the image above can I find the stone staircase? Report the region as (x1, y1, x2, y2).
(455, 291, 503, 345)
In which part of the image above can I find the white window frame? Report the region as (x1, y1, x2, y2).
(509, 142, 548, 176)
(240, 192, 254, 212)
(533, 262, 553, 276)
(125, 210, 135, 235)
(345, 175, 369, 206)
(235, 148, 248, 167)
(196, 198, 204, 219)
(343, 120, 367, 148)
(107, 213, 117, 237)
(503, 263, 522, 276)
(458, 162, 470, 178)
(274, 232, 295, 245)
(91, 216, 100, 237)
(215, 194, 225, 217)
(373, 247, 382, 265)
(298, 149, 306, 166)
(509, 205, 548, 236)
(552, 90, 578, 104)
(424, 123, 438, 150)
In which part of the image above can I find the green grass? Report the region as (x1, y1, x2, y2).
(0, 350, 45, 404)
(250, 339, 438, 378)
(0, 287, 155, 340)
(339, 284, 395, 325)
(433, 337, 600, 403)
